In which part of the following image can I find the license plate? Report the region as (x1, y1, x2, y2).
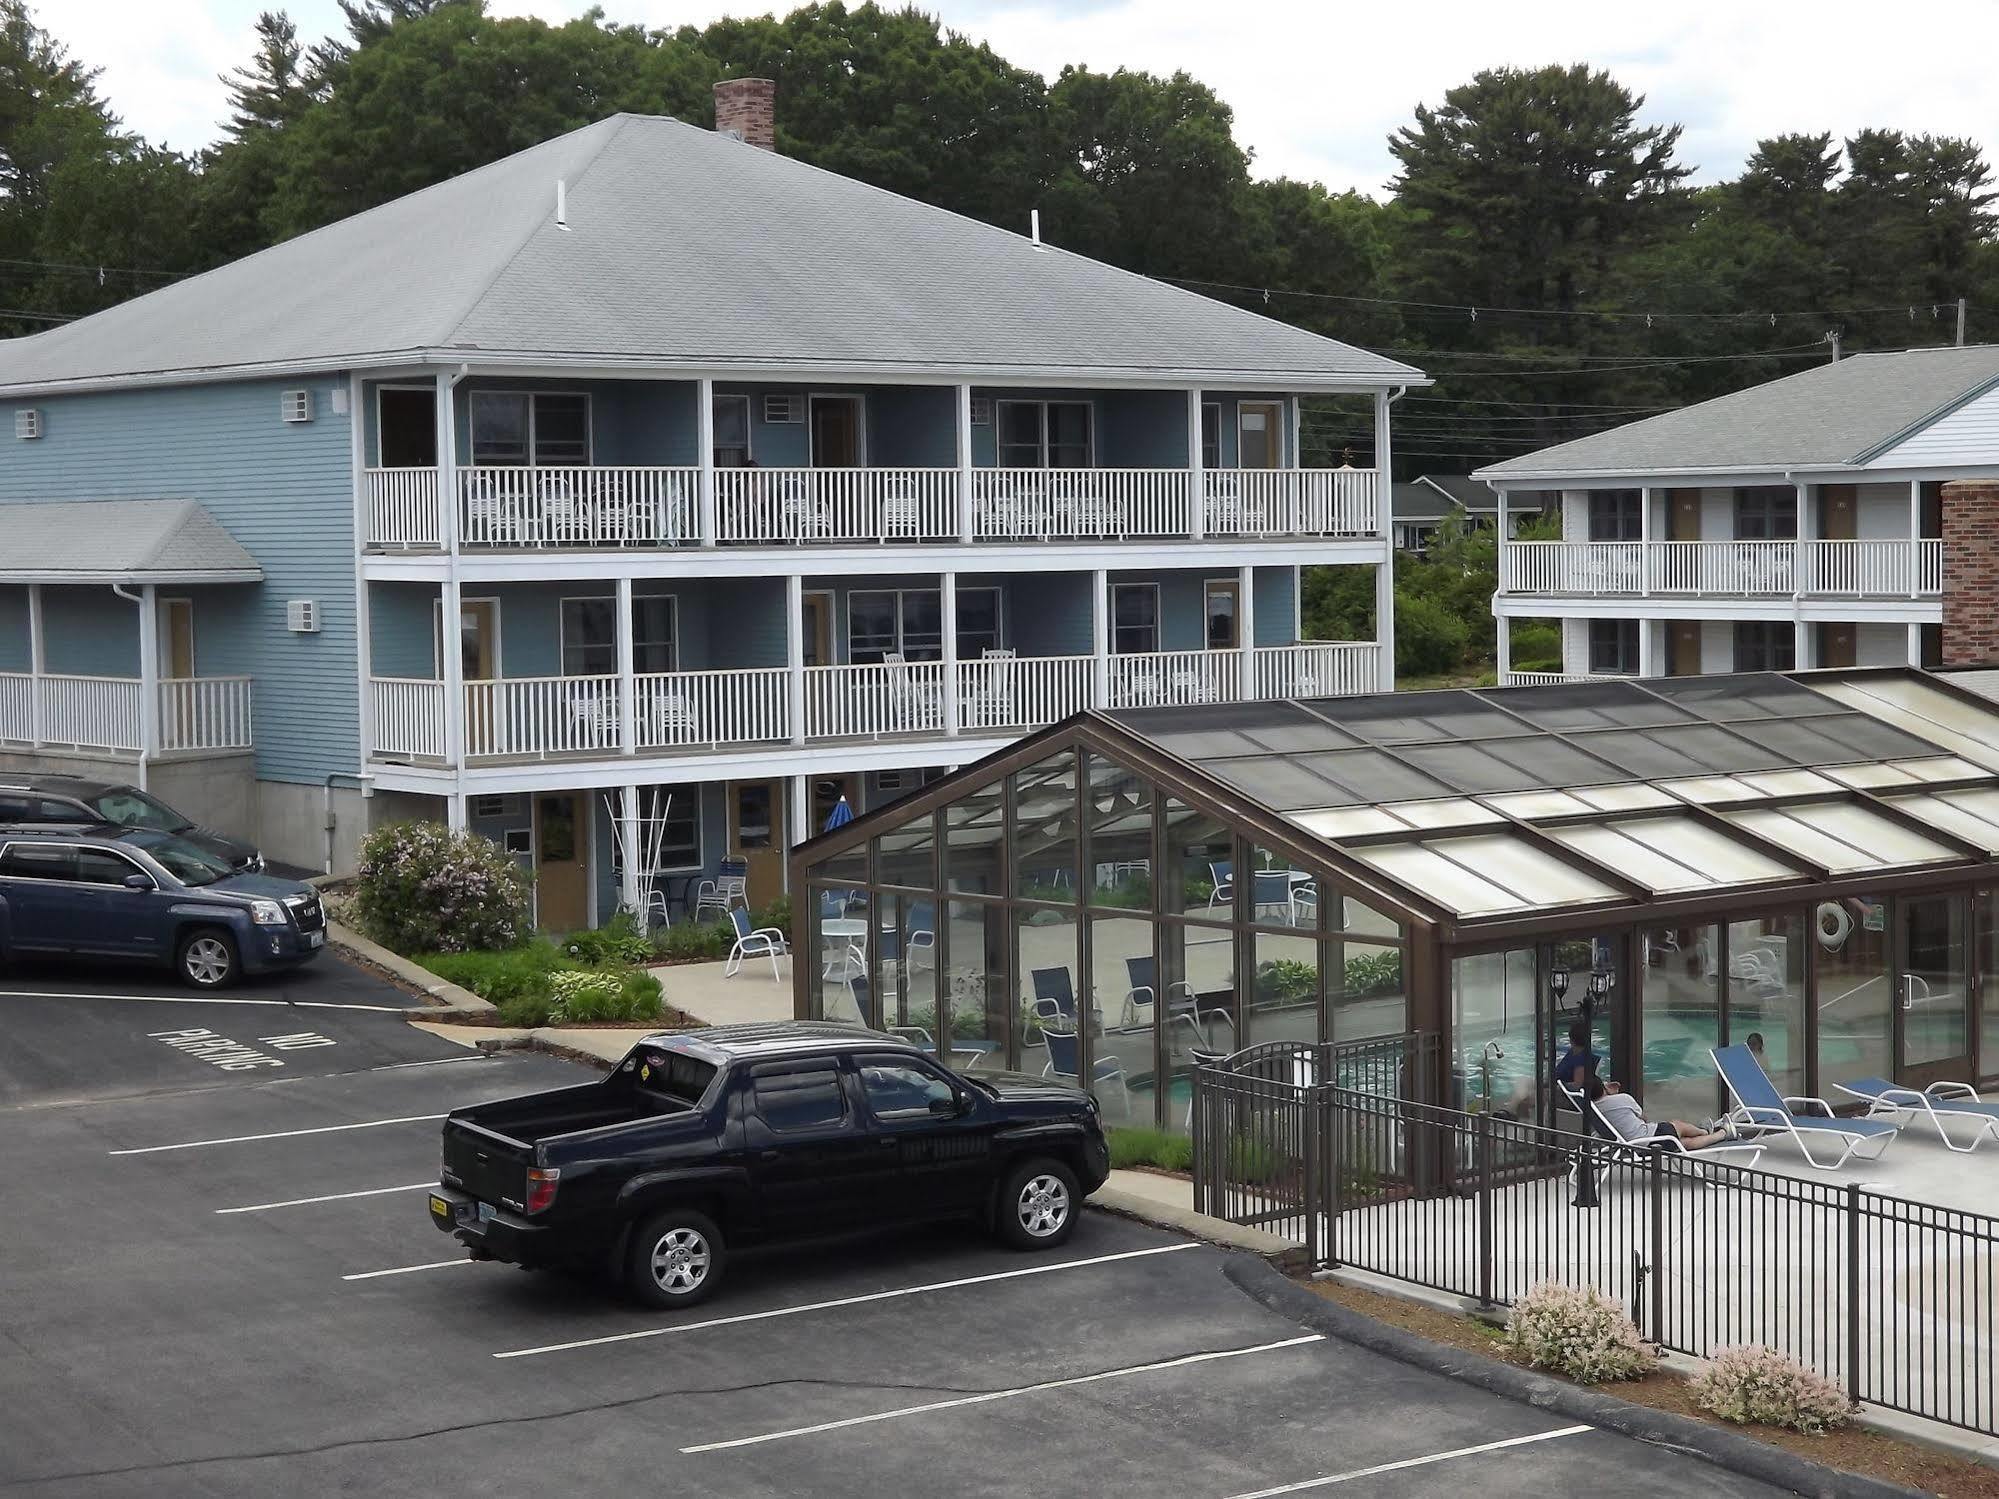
(428, 1194, 452, 1219)
(306, 930, 324, 949)
(477, 1202, 495, 1223)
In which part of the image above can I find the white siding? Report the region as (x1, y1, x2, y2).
(1866, 384, 1999, 466)
(1856, 622, 1907, 666)
(1700, 487, 1734, 540)
(1855, 482, 1912, 540)
(1701, 620, 1734, 673)
(1562, 618, 1589, 676)
(1560, 489, 1589, 542)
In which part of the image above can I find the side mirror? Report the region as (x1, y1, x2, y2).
(122, 872, 155, 892)
(930, 1092, 969, 1117)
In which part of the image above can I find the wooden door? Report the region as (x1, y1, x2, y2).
(159, 599, 195, 678)
(1817, 622, 1857, 668)
(1203, 579, 1240, 650)
(1819, 485, 1858, 541)
(801, 591, 834, 669)
(1238, 402, 1283, 468)
(1667, 621, 1702, 676)
(729, 780, 787, 908)
(455, 598, 500, 756)
(534, 792, 589, 932)
(810, 397, 861, 467)
(1669, 490, 1701, 541)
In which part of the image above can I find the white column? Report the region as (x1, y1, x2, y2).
(26, 582, 43, 746)
(955, 384, 975, 544)
(1291, 563, 1302, 641)
(697, 377, 717, 547)
(1639, 485, 1653, 595)
(1237, 564, 1256, 699)
(1496, 614, 1512, 684)
(785, 572, 806, 744)
(1495, 487, 1510, 599)
(1287, 396, 1301, 468)
(1373, 388, 1396, 692)
(434, 374, 458, 553)
(1091, 569, 1111, 705)
(1910, 479, 1923, 600)
(446, 791, 468, 833)
(441, 577, 465, 768)
(136, 583, 158, 786)
(618, 783, 641, 915)
(1186, 389, 1205, 541)
(941, 570, 960, 737)
(1794, 479, 1813, 603)
(787, 774, 809, 893)
(1909, 621, 1925, 667)
(1637, 616, 1657, 678)
(1794, 618, 1815, 671)
(615, 575, 636, 756)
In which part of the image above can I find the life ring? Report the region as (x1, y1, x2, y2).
(1816, 901, 1853, 950)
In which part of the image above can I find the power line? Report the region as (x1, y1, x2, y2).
(0, 307, 79, 324)
(0, 256, 188, 281)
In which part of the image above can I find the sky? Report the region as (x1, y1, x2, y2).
(53, 0, 1999, 196)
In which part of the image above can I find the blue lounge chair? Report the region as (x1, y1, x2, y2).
(1833, 1077, 1999, 1153)
(1042, 1026, 1128, 1115)
(1711, 1044, 1899, 1170)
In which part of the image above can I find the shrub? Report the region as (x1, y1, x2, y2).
(1394, 590, 1472, 677)
(1692, 1347, 1850, 1433)
(652, 919, 733, 962)
(418, 941, 563, 1004)
(546, 967, 663, 1024)
(1509, 619, 1562, 671)
(1343, 949, 1403, 997)
(1108, 1126, 1193, 1173)
(1254, 958, 1318, 1002)
(354, 821, 531, 954)
(1506, 1282, 1655, 1384)
(497, 991, 557, 1028)
(1227, 1133, 1290, 1185)
(752, 894, 791, 940)
(562, 911, 654, 968)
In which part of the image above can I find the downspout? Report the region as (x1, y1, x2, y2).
(110, 583, 150, 789)
(324, 771, 373, 876)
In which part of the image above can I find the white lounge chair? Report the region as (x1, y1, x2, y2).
(1833, 1076, 1999, 1153)
(1712, 1043, 1899, 1170)
(1559, 1081, 1766, 1185)
(724, 906, 787, 981)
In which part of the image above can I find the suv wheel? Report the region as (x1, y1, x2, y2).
(626, 1208, 724, 1309)
(996, 1158, 1079, 1250)
(177, 928, 238, 990)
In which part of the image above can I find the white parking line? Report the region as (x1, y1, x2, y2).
(370, 1056, 489, 1071)
(109, 1113, 449, 1156)
(0, 989, 408, 1012)
(215, 1182, 434, 1215)
(343, 1258, 477, 1281)
(680, 1334, 1326, 1453)
(1220, 1425, 1593, 1497)
(495, 1242, 1200, 1360)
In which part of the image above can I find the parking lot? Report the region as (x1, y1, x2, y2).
(0, 957, 1796, 1498)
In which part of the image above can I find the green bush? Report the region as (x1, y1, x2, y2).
(549, 966, 663, 1024)
(561, 911, 654, 968)
(497, 991, 557, 1027)
(1509, 619, 1562, 671)
(1254, 958, 1318, 1002)
(752, 894, 791, 939)
(1507, 1282, 1656, 1384)
(1108, 1126, 1193, 1172)
(418, 941, 564, 1004)
(353, 821, 532, 954)
(1228, 1134, 1290, 1185)
(652, 919, 733, 962)
(1343, 949, 1403, 997)
(1394, 590, 1472, 677)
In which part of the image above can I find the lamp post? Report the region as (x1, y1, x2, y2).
(1584, 966, 1615, 1031)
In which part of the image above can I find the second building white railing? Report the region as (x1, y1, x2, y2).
(1504, 538, 1944, 598)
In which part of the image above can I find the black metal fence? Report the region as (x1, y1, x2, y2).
(1190, 1046, 1999, 1438)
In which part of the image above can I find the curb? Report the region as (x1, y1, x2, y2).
(1223, 1258, 1924, 1499)
(323, 920, 497, 1017)
(1088, 1185, 1307, 1268)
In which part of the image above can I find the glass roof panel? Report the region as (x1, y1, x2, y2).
(1726, 802, 1961, 871)
(1813, 678, 1999, 769)
(1612, 815, 1803, 884)
(1485, 789, 1595, 818)
(1312, 690, 1534, 744)
(1882, 793, 1999, 853)
(1723, 808, 1865, 871)
(1939, 787, 1999, 825)
(1660, 775, 1749, 804)
(1396, 741, 1549, 793)
(1821, 762, 1918, 789)
(1576, 727, 1732, 779)
(1431, 832, 1626, 907)
(1759, 712, 1942, 763)
(1204, 756, 1363, 811)
(1736, 769, 1841, 797)
(1383, 798, 1505, 829)
(1471, 734, 1630, 786)
(1294, 749, 1456, 803)
(1477, 681, 1693, 730)
(1899, 755, 1986, 782)
(1289, 805, 1402, 839)
(1351, 842, 1527, 915)
(1543, 822, 1713, 892)
(1645, 674, 1844, 720)
(1570, 782, 1676, 811)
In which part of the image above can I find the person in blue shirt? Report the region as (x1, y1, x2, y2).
(1552, 1021, 1599, 1091)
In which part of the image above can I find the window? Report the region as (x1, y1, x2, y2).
(0, 843, 73, 880)
(857, 1056, 955, 1118)
(633, 596, 676, 673)
(607, 786, 700, 872)
(846, 588, 999, 665)
(1734, 487, 1797, 540)
(996, 400, 1093, 468)
(75, 848, 141, 885)
(1588, 619, 1640, 674)
(1734, 621, 1796, 672)
(469, 392, 590, 466)
(957, 590, 1001, 656)
(713, 394, 751, 467)
(752, 1065, 847, 1131)
(1113, 584, 1159, 654)
(1201, 403, 1222, 469)
(559, 597, 677, 676)
(1587, 490, 1641, 541)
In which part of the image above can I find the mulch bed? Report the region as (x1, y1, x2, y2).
(1303, 1277, 1999, 1497)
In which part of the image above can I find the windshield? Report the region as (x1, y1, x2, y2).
(86, 788, 189, 833)
(124, 831, 234, 887)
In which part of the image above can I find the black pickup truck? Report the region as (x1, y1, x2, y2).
(429, 1022, 1111, 1308)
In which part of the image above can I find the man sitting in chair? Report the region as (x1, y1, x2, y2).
(1585, 1074, 1734, 1149)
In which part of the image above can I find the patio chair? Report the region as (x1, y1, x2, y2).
(1833, 1077, 1999, 1153)
(1207, 860, 1234, 913)
(1030, 967, 1091, 1028)
(693, 856, 749, 920)
(882, 651, 943, 730)
(905, 900, 936, 972)
(1559, 1081, 1766, 1186)
(646, 688, 699, 744)
(1711, 1043, 1900, 1170)
(967, 647, 1016, 729)
(1041, 1026, 1128, 1113)
(1251, 869, 1298, 925)
(724, 905, 787, 981)
(880, 477, 922, 539)
(537, 473, 577, 544)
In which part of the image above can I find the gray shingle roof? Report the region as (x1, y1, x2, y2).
(0, 114, 1421, 393)
(0, 500, 262, 582)
(1477, 345, 1999, 480)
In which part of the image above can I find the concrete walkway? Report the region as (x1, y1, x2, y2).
(650, 956, 793, 1027)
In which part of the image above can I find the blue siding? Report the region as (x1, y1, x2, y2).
(369, 583, 437, 678)
(1008, 573, 1093, 655)
(866, 386, 956, 466)
(0, 587, 25, 671)
(1100, 390, 1188, 466)
(1254, 566, 1296, 645)
(448, 377, 700, 468)
(0, 379, 357, 783)
(39, 586, 138, 675)
(707, 577, 788, 669)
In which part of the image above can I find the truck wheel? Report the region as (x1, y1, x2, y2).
(626, 1208, 724, 1309)
(995, 1158, 1079, 1251)
(177, 928, 238, 990)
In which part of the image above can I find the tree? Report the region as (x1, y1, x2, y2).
(222, 11, 317, 139)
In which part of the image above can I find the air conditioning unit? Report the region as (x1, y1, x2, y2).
(285, 599, 320, 633)
(763, 393, 804, 424)
(875, 769, 909, 791)
(13, 409, 40, 440)
(280, 389, 313, 423)
(969, 397, 993, 425)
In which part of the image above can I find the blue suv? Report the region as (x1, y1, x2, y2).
(0, 824, 326, 988)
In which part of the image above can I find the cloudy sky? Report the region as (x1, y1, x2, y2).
(55, 0, 1999, 195)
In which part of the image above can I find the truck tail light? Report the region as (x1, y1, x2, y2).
(525, 1167, 560, 1215)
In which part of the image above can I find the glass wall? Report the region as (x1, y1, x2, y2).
(1640, 921, 1718, 1125)
(1451, 947, 1537, 1118)
(1814, 895, 1891, 1087)
(1901, 892, 1970, 1074)
(1980, 888, 1999, 1086)
(1725, 911, 1806, 1098)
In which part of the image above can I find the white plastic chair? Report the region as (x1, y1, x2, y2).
(693, 858, 748, 921)
(725, 906, 788, 981)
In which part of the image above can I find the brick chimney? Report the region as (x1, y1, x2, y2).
(714, 78, 776, 151)
(1940, 479, 1999, 667)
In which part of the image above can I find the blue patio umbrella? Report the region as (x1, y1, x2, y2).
(824, 794, 854, 833)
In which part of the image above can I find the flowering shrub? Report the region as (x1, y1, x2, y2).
(1692, 1347, 1850, 1433)
(1506, 1282, 1655, 1384)
(353, 822, 531, 954)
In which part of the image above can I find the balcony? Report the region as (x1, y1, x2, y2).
(362, 465, 1382, 552)
(0, 673, 254, 756)
(1501, 539, 1943, 599)
(364, 642, 1378, 767)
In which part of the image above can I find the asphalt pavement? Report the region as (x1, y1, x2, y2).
(0, 954, 1800, 1499)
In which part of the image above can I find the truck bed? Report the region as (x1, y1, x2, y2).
(442, 1082, 695, 1204)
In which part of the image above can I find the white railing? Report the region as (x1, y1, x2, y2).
(1206, 469, 1378, 537)
(1501, 671, 1595, 687)
(1802, 538, 1943, 597)
(157, 677, 253, 753)
(1251, 642, 1378, 699)
(1650, 539, 1797, 595)
(458, 466, 699, 548)
(369, 678, 446, 759)
(803, 661, 948, 739)
(463, 674, 622, 760)
(635, 668, 790, 749)
(1501, 541, 1644, 595)
(715, 468, 958, 544)
(970, 468, 1191, 540)
(1103, 649, 1242, 708)
(0, 673, 32, 746)
(35, 674, 144, 752)
(956, 654, 1097, 732)
(1506, 537, 1945, 599)
(364, 468, 441, 549)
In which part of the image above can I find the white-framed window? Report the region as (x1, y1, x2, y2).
(469, 391, 590, 466)
(1587, 490, 1642, 541)
(846, 587, 1002, 665)
(1733, 620, 1795, 672)
(1588, 618, 1640, 674)
(1201, 402, 1222, 469)
(1734, 487, 1798, 540)
(996, 399, 1092, 468)
(559, 596, 677, 676)
(713, 394, 752, 468)
(1112, 583, 1160, 654)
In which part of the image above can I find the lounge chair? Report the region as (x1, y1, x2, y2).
(1711, 1044, 1899, 1170)
(1559, 1081, 1766, 1184)
(1833, 1077, 1999, 1153)
(724, 905, 787, 982)
(1042, 1026, 1128, 1114)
